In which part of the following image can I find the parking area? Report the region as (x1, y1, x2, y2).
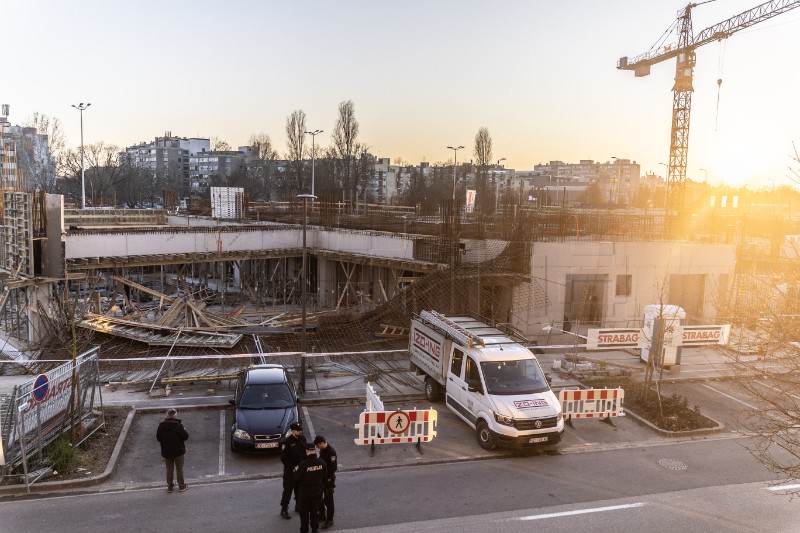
(113, 398, 663, 488)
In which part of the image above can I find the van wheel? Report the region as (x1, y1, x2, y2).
(424, 377, 441, 402)
(477, 421, 497, 450)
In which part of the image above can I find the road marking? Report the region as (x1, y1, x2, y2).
(518, 502, 644, 521)
(767, 483, 800, 491)
(302, 406, 315, 437)
(219, 410, 226, 475)
(700, 383, 758, 410)
(754, 380, 800, 402)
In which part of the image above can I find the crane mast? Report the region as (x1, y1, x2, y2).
(618, 0, 800, 223)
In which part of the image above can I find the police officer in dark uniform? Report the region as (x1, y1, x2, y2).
(313, 435, 337, 530)
(280, 421, 307, 519)
(294, 442, 327, 533)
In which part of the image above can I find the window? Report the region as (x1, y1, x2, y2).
(450, 348, 464, 377)
(465, 357, 481, 386)
(616, 274, 632, 296)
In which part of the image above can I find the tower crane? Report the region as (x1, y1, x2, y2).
(618, 0, 800, 217)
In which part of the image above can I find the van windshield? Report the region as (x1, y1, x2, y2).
(239, 383, 295, 409)
(480, 359, 549, 395)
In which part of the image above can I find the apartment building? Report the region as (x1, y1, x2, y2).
(121, 134, 210, 194)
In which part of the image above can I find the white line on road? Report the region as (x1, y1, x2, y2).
(767, 484, 800, 491)
(517, 502, 644, 521)
(219, 410, 226, 475)
(700, 383, 758, 410)
(302, 406, 315, 437)
(754, 380, 800, 402)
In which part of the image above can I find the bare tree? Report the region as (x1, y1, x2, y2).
(789, 141, 800, 186)
(19, 113, 65, 192)
(473, 128, 493, 211)
(60, 142, 124, 206)
(332, 100, 359, 207)
(248, 132, 278, 200)
(285, 110, 307, 195)
(722, 240, 800, 490)
(211, 137, 231, 151)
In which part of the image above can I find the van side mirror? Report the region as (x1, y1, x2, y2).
(228, 399, 236, 406)
(545, 374, 553, 385)
(467, 380, 482, 393)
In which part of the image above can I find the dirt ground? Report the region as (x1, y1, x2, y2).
(50, 406, 130, 482)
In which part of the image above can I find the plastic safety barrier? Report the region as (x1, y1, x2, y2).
(354, 409, 437, 445)
(559, 388, 624, 419)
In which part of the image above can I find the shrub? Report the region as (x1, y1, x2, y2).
(45, 437, 78, 473)
(581, 377, 716, 432)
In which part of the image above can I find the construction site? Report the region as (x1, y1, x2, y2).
(0, 187, 792, 395)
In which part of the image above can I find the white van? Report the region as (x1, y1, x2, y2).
(410, 311, 564, 449)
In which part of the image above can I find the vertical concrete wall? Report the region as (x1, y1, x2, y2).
(45, 194, 65, 278)
(512, 241, 736, 337)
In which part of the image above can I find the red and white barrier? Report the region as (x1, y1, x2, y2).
(354, 409, 438, 445)
(559, 388, 625, 419)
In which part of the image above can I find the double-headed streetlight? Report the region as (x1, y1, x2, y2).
(304, 129, 322, 197)
(447, 145, 464, 201)
(297, 193, 316, 393)
(71, 103, 91, 209)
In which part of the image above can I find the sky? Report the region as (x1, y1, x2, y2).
(6, 0, 800, 188)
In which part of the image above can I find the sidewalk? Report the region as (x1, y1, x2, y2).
(0, 344, 745, 497)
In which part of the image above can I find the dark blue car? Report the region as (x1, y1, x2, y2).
(229, 364, 299, 452)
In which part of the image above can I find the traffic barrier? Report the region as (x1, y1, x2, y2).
(354, 409, 437, 452)
(558, 388, 624, 425)
(365, 383, 385, 441)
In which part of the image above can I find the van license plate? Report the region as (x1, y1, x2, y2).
(256, 442, 278, 449)
(529, 437, 548, 443)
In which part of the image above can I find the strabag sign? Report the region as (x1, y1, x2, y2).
(587, 325, 731, 350)
(587, 328, 641, 350)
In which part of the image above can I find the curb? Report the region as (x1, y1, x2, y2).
(623, 408, 726, 438)
(0, 395, 421, 497)
(0, 408, 137, 498)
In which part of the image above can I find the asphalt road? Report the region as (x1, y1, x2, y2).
(2, 436, 798, 532)
(4, 376, 800, 531)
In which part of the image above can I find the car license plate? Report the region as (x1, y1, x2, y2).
(256, 442, 278, 449)
(529, 436, 548, 443)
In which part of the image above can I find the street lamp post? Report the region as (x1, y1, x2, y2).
(297, 193, 316, 393)
(71, 103, 91, 209)
(447, 145, 464, 201)
(495, 157, 506, 211)
(304, 129, 322, 196)
(611, 156, 623, 206)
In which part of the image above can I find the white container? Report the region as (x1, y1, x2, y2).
(641, 304, 685, 366)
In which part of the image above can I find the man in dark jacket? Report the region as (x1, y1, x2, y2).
(294, 442, 327, 533)
(313, 435, 337, 530)
(280, 421, 306, 519)
(156, 408, 189, 493)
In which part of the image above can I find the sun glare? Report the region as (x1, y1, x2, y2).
(711, 135, 759, 188)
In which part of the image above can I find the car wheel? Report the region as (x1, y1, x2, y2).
(477, 421, 497, 450)
(424, 377, 441, 402)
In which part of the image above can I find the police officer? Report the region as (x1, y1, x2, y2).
(280, 421, 307, 519)
(294, 442, 327, 533)
(313, 435, 337, 530)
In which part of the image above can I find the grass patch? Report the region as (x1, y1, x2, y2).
(45, 437, 79, 473)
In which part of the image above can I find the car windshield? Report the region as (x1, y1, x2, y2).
(239, 383, 295, 409)
(480, 359, 549, 395)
